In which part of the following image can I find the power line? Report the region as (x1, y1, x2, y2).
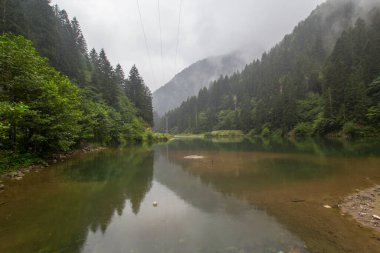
(136, 0, 156, 85)
(175, 0, 183, 73)
(158, 0, 164, 83)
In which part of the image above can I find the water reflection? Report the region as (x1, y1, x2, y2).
(0, 148, 154, 253)
(80, 148, 308, 253)
(159, 138, 380, 252)
(170, 137, 380, 156)
(1, 139, 380, 253)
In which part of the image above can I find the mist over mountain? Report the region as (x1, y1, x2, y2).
(157, 0, 380, 137)
(153, 52, 249, 116)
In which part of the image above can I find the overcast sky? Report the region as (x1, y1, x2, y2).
(51, 0, 325, 92)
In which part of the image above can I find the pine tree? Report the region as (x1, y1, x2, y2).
(126, 65, 153, 126)
(97, 49, 121, 108)
(71, 17, 87, 55)
(115, 64, 126, 89)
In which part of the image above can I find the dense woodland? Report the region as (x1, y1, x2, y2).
(0, 0, 154, 162)
(156, 0, 380, 138)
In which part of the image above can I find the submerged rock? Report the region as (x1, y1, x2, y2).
(184, 155, 205, 159)
(0, 184, 4, 190)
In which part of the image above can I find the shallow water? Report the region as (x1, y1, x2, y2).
(1, 139, 380, 253)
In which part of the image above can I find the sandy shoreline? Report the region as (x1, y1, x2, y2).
(340, 185, 380, 233)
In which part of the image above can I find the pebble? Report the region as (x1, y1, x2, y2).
(373, 215, 380, 220)
(0, 184, 4, 190)
(324, 205, 332, 209)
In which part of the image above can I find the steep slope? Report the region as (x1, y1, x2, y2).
(158, 0, 380, 136)
(0, 0, 153, 155)
(153, 52, 246, 115)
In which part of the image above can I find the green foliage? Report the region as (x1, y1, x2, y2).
(293, 123, 313, 138)
(150, 133, 170, 142)
(204, 130, 244, 138)
(0, 34, 82, 153)
(0, 102, 29, 146)
(367, 104, 380, 125)
(313, 118, 341, 137)
(0, 32, 154, 162)
(367, 76, 380, 126)
(0, 1, 158, 173)
(125, 65, 153, 126)
(215, 110, 238, 130)
(341, 122, 377, 138)
(296, 93, 324, 123)
(0, 151, 44, 172)
(158, 3, 380, 138)
(261, 126, 271, 138)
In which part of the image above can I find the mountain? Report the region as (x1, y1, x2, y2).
(157, 0, 380, 137)
(0, 0, 154, 156)
(153, 52, 247, 116)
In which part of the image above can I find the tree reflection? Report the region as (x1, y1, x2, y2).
(0, 148, 154, 253)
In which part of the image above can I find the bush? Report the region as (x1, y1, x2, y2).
(248, 129, 258, 137)
(0, 34, 82, 153)
(205, 130, 244, 138)
(261, 126, 271, 138)
(0, 151, 44, 172)
(294, 122, 313, 137)
(342, 122, 377, 138)
(313, 118, 341, 136)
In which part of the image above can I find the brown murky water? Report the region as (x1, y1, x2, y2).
(1, 139, 380, 252)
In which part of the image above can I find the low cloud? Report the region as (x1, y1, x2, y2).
(52, 0, 325, 91)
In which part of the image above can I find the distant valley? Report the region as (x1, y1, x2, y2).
(153, 52, 248, 116)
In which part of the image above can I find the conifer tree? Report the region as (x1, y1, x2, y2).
(126, 65, 153, 126)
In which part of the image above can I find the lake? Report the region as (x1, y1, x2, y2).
(1, 138, 380, 253)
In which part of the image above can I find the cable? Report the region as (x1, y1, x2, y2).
(136, 0, 156, 85)
(158, 0, 164, 83)
(174, 0, 183, 73)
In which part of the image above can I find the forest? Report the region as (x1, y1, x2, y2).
(156, 0, 380, 139)
(0, 0, 156, 169)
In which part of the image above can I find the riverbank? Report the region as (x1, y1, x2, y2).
(0, 145, 106, 193)
(340, 185, 380, 233)
(0, 133, 171, 191)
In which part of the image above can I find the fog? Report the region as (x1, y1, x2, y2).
(52, 0, 325, 91)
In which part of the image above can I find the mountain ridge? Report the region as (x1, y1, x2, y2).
(156, 0, 380, 136)
(153, 52, 248, 116)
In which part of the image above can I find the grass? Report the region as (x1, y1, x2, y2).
(174, 133, 205, 138)
(204, 130, 245, 138)
(0, 150, 45, 173)
(149, 133, 172, 142)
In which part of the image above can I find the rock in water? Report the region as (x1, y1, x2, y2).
(373, 214, 380, 220)
(184, 155, 205, 159)
(0, 184, 4, 190)
(323, 205, 332, 209)
(153, 201, 158, 207)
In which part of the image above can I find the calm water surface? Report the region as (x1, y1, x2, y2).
(1, 138, 380, 253)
